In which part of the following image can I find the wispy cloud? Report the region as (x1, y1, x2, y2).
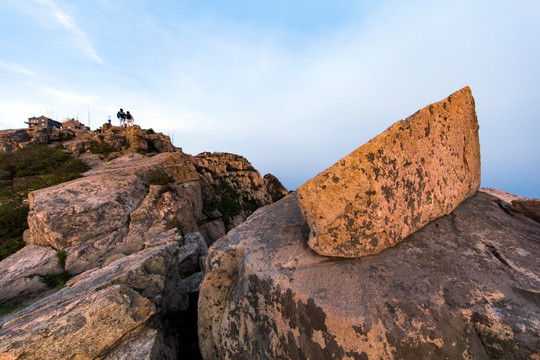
(0, 61, 36, 76)
(34, 0, 103, 64)
(40, 86, 99, 105)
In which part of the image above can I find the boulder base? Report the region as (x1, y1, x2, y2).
(199, 192, 540, 359)
(298, 87, 481, 257)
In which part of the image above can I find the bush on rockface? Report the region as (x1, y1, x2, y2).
(148, 168, 175, 185)
(0, 145, 89, 260)
(0, 145, 89, 181)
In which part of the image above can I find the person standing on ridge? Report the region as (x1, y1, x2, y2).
(126, 111, 134, 127)
(117, 108, 126, 127)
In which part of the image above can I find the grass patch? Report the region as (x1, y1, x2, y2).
(0, 145, 89, 259)
(243, 197, 261, 213)
(0, 145, 89, 180)
(0, 237, 25, 262)
(148, 169, 174, 185)
(212, 179, 241, 228)
(56, 250, 67, 268)
(88, 140, 117, 155)
(0, 300, 22, 318)
(166, 218, 185, 233)
(40, 271, 72, 289)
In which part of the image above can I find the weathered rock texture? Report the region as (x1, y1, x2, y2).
(0, 123, 286, 358)
(24, 152, 199, 273)
(0, 244, 62, 302)
(193, 152, 277, 231)
(512, 199, 540, 223)
(298, 87, 481, 258)
(0, 123, 173, 158)
(0, 232, 207, 359)
(264, 173, 289, 202)
(20, 149, 280, 274)
(199, 192, 540, 359)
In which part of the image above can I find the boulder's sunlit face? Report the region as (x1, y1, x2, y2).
(298, 87, 481, 258)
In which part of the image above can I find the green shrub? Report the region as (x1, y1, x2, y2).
(88, 140, 116, 155)
(0, 300, 22, 318)
(211, 179, 241, 228)
(56, 250, 67, 268)
(166, 218, 185, 233)
(0, 145, 89, 259)
(243, 198, 261, 213)
(0, 236, 25, 261)
(148, 169, 174, 185)
(0, 201, 29, 240)
(0, 145, 89, 179)
(41, 271, 72, 289)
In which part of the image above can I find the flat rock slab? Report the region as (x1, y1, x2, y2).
(298, 87, 481, 258)
(0, 242, 183, 360)
(199, 192, 540, 359)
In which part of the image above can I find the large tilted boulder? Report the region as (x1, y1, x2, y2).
(198, 192, 540, 359)
(0, 231, 208, 360)
(297, 87, 481, 258)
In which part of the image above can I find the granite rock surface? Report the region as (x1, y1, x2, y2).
(0, 229, 211, 359)
(297, 87, 481, 258)
(199, 192, 540, 359)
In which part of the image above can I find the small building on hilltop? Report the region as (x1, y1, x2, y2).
(25, 116, 62, 129)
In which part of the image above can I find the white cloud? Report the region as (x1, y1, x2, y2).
(0, 61, 36, 77)
(33, 0, 103, 63)
(39, 87, 100, 106)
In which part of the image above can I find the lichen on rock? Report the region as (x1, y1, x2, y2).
(298, 86, 481, 258)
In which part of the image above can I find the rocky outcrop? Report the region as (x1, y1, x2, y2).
(199, 191, 540, 360)
(0, 127, 74, 152)
(264, 173, 289, 202)
(21, 149, 279, 274)
(512, 199, 540, 223)
(193, 152, 275, 230)
(0, 121, 286, 358)
(298, 87, 481, 258)
(0, 123, 174, 158)
(0, 231, 207, 359)
(24, 152, 198, 273)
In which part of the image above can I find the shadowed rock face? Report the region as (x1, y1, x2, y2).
(298, 87, 481, 258)
(198, 192, 540, 359)
(0, 237, 207, 360)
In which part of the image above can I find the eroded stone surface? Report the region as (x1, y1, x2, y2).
(298, 87, 481, 258)
(193, 152, 274, 231)
(512, 199, 540, 223)
(0, 238, 208, 359)
(0, 245, 63, 302)
(199, 192, 540, 359)
(264, 173, 289, 202)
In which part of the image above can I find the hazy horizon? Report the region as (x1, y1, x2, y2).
(1, 1, 538, 197)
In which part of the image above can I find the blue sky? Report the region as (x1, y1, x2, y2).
(0, 1, 539, 197)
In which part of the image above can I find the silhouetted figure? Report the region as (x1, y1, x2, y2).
(117, 108, 126, 127)
(126, 111, 134, 127)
